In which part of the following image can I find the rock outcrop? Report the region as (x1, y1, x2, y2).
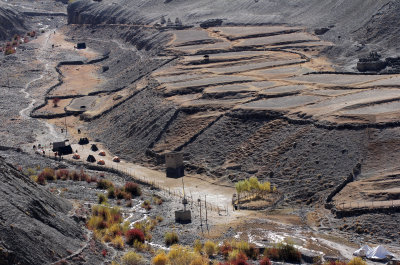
(0, 3, 26, 40)
(0, 158, 83, 265)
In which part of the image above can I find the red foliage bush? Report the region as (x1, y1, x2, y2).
(71, 171, 79, 181)
(115, 188, 125, 200)
(38, 168, 55, 181)
(78, 169, 87, 181)
(124, 182, 141, 196)
(56, 169, 69, 180)
(124, 192, 132, 200)
(230, 252, 249, 265)
(264, 248, 280, 261)
(28, 31, 36, 37)
(52, 97, 60, 107)
(265, 243, 301, 263)
(125, 229, 145, 245)
(219, 241, 233, 258)
(37, 175, 46, 185)
(260, 257, 271, 265)
(4, 47, 15, 55)
(246, 244, 259, 260)
(101, 249, 107, 257)
(218, 253, 249, 265)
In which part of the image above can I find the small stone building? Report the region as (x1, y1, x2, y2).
(77, 42, 86, 49)
(165, 152, 184, 178)
(52, 140, 73, 155)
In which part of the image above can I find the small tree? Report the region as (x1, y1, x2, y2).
(248, 176, 260, 191)
(235, 180, 250, 204)
(53, 97, 60, 107)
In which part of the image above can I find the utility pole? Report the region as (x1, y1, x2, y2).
(198, 198, 203, 235)
(205, 195, 208, 223)
(64, 116, 67, 137)
(205, 195, 209, 234)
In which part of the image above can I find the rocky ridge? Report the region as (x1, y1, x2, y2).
(0, 3, 26, 40)
(0, 157, 84, 265)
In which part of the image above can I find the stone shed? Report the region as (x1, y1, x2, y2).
(165, 152, 184, 178)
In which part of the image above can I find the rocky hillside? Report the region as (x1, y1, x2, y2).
(0, 3, 26, 40)
(68, 0, 400, 60)
(65, 0, 400, 207)
(0, 158, 83, 265)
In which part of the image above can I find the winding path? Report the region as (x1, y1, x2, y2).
(19, 32, 64, 142)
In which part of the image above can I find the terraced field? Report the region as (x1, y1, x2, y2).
(30, 24, 400, 210)
(152, 25, 400, 129)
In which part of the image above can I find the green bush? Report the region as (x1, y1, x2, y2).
(98, 193, 108, 204)
(97, 179, 114, 189)
(142, 200, 152, 211)
(164, 231, 179, 246)
(107, 187, 115, 198)
(152, 251, 168, 265)
(348, 257, 367, 265)
(265, 242, 301, 263)
(121, 251, 145, 265)
(194, 239, 202, 253)
(166, 245, 203, 265)
(204, 240, 217, 257)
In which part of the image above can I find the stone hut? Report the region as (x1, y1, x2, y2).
(165, 152, 184, 178)
(52, 140, 73, 155)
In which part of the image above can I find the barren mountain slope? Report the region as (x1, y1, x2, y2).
(0, 158, 83, 265)
(64, 0, 400, 207)
(68, 0, 400, 61)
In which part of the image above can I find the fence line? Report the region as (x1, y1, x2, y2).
(35, 151, 230, 215)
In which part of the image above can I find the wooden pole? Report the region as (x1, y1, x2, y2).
(198, 198, 203, 235)
(205, 195, 208, 226)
